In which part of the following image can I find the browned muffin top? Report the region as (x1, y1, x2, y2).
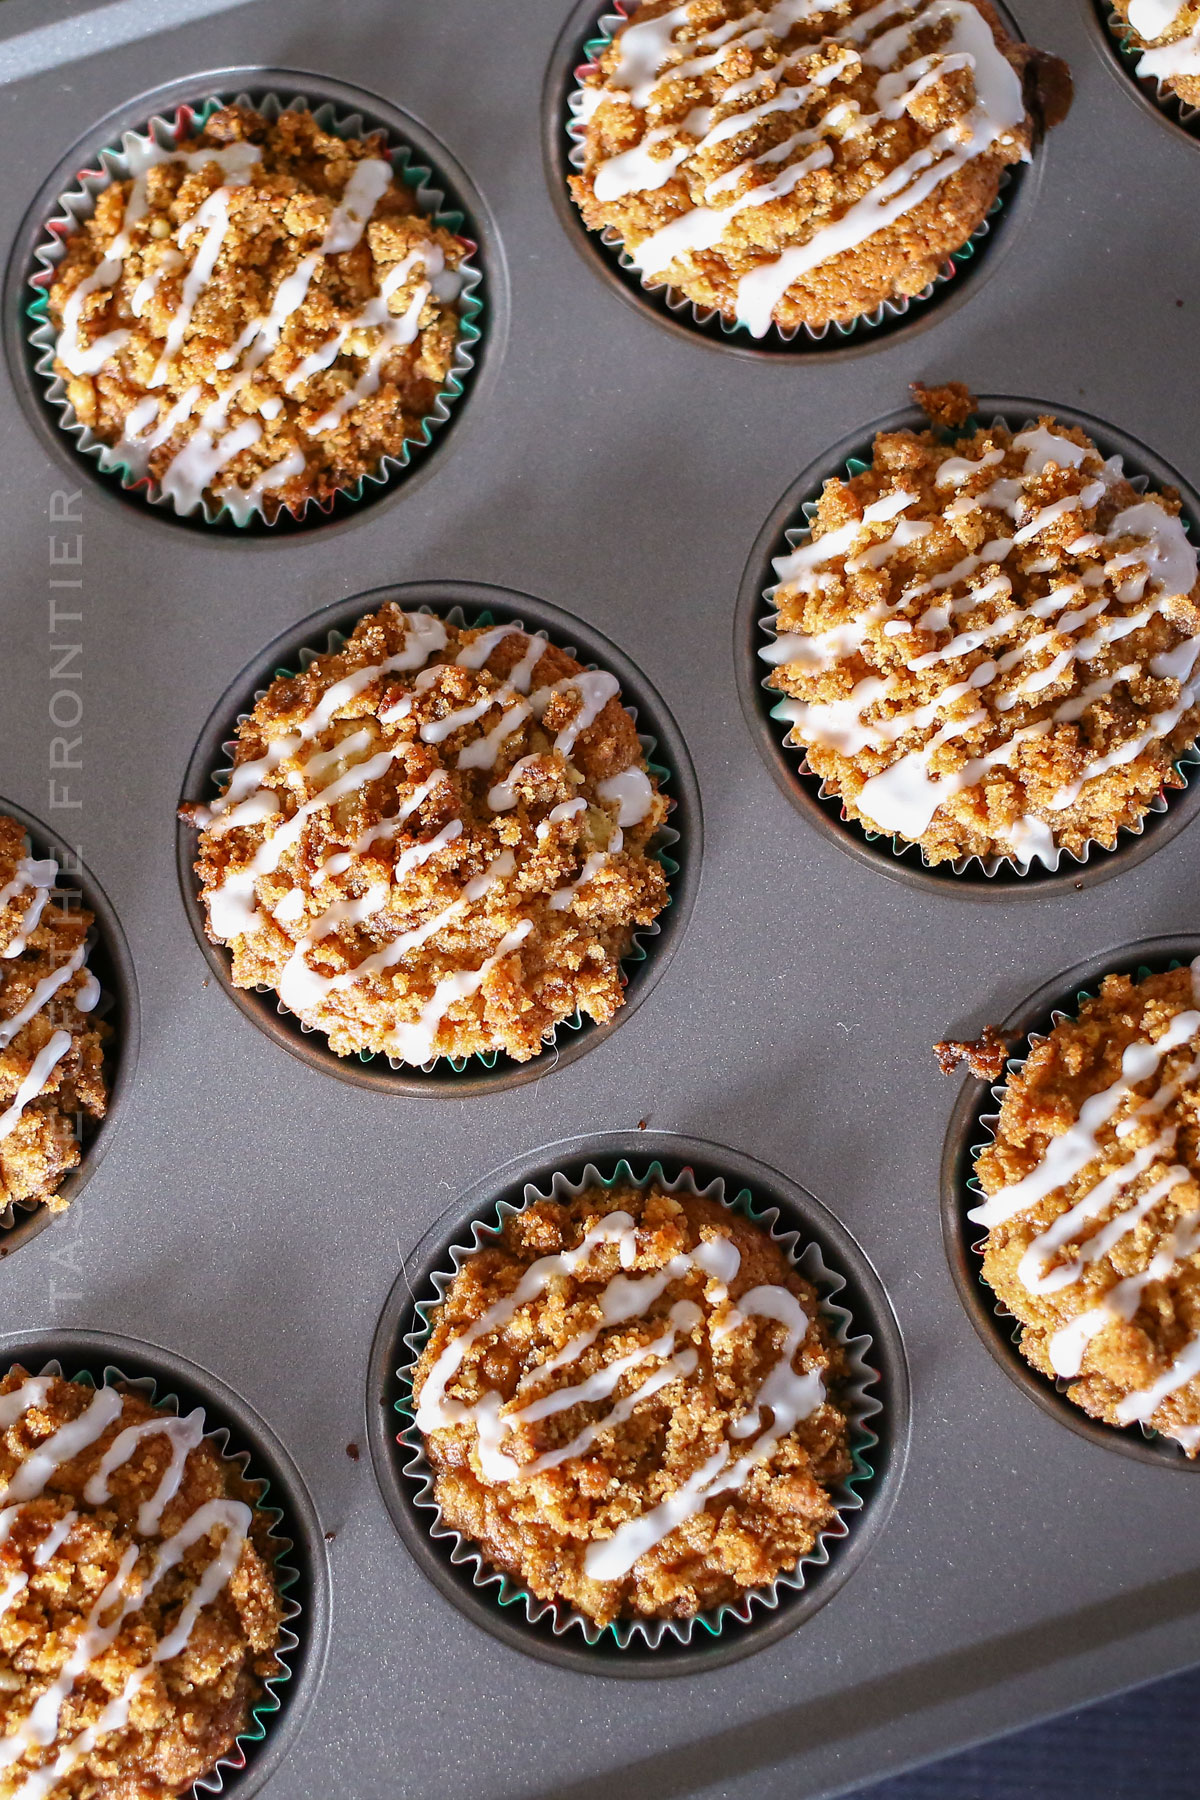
(971, 960, 1200, 1454)
(413, 1184, 851, 1625)
(0, 1370, 283, 1799)
(47, 106, 468, 520)
(184, 605, 670, 1066)
(0, 817, 106, 1220)
(764, 400, 1200, 867)
(570, 1, 1063, 333)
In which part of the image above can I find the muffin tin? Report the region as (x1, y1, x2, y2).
(3, 0, 1200, 1796)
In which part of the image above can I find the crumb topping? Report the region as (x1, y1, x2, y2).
(971, 961, 1200, 1455)
(0, 817, 106, 1221)
(1113, 1, 1200, 105)
(183, 605, 671, 1066)
(46, 106, 468, 521)
(569, 0, 1060, 334)
(0, 1370, 283, 1800)
(762, 403, 1200, 868)
(412, 1185, 852, 1625)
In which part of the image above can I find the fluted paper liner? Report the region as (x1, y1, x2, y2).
(757, 414, 1200, 880)
(394, 1157, 881, 1652)
(0, 1357, 303, 1794)
(961, 961, 1200, 1460)
(565, 5, 1010, 348)
(27, 89, 483, 526)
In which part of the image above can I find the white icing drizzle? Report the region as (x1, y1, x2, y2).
(596, 0, 1029, 336)
(766, 429, 1200, 859)
(531, 671, 621, 757)
(383, 920, 534, 1066)
(0, 1032, 73, 1145)
(0, 941, 93, 1052)
(0, 1378, 256, 1793)
(1127, 0, 1200, 80)
(83, 1407, 206, 1535)
(417, 1210, 825, 1582)
(0, 860, 59, 960)
(596, 766, 655, 826)
(969, 1006, 1200, 1229)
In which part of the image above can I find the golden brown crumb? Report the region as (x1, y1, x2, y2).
(412, 1185, 852, 1626)
(0, 815, 106, 1219)
(46, 106, 468, 520)
(972, 965, 1200, 1453)
(182, 605, 670, 1066)
(569, 1, 1061, 332)
(765, 409, 1200, 867)
(1111, 2, 1200, 107)
(912, 380, 977, 431)
(0, 1369, 283, 1799)
(934, 1022, 1009, 1079)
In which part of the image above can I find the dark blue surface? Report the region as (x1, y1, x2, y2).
(850, 1664, 1200, 1799)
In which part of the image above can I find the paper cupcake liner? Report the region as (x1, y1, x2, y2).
(758, 413, 1200, 881)
(565, 6, 1011, 347)
(26, 88, 483, 527)
(0, 1356, 303, 1794)
(0, 829, 117, 1243)
(963, 959, 1200, 1460)
(1101, 4, 1200, 140)
(196, 605, 681, 1077)
(393, 1156, 881, 1652)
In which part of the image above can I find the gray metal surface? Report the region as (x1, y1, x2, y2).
(1, 2, 1198, 1798)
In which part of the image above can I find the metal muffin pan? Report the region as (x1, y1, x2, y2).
(0, 794, 139, 1258)
(3, 0, 1200, 1796)
(366, 1131, 908, 1676)
(733, 396, 1200, 896)
(176, 580, 701, 1095)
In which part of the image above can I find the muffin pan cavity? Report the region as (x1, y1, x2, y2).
(941, 934, 1200, 1466)
(1088, 0, 1200, 145)
(0, 1327, 331, 1798)
(543, 0, 1050, 359)
(734, 395, 1200, 895)
(177, 582, 700, 1095)
(5, 67, 501, 536)
(0, 798, 139, 1260)
(367, 1131, 909, 1676)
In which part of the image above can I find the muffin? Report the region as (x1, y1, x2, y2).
(0, 1367, 284, 1798)
(1112, 2, 1200, 105)
(569, 0, 1066, 335)
(968, 959, 1200, 1454)
(411, 1182, 852, 1627)
(182, 605, 671, 1067)
(0, 817, 106, 1220)
(45, 104, 470, 522)
(763, 385, 1200, 868)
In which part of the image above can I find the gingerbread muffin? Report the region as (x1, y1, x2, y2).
(763, 388, 1200, 868)
(45, 105, 470, 522)
(0, 817, 106, 1221)
(182, 606, 671, 1067)
(1112, 2, 1200, 106)
(969, 960, 1200, 1454)
(411, 1182, 852, 1627)
(569, 0, 1066, 335)
(0, 1368, 284, 1799)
